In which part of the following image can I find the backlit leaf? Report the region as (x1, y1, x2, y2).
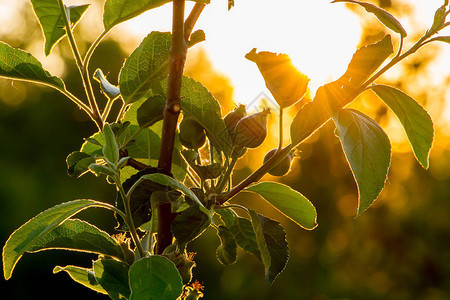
(372, 85, 434, 169)
(53, 265, 108, 295)
(217, 210, 261, 260)
(137, 95, 165, 128)
(66, 151, 96, 177)
(0, 42, 64, 89)
(246, 49, 310, 109)
(140, 173, 209, 216)
(333, 109, 391, 215)
(103, 0, 210, 31)
(119, 31, 171, 104)
(27, 219, 124, 261)
(172, 205, 211, 249)
(245, 182, 317, 230)
(30, 0, 90, 55)
(93, 259, 130, 300)
(249, 210, 289, 284)
(129, 256, 183, 300)
(103, 123, 120, 164)
(332, 0, 407, 37)
(3, 199, 105, 280)
(432, 36, 450, 44)
(179, 76, 232, 156)
(216, 226, 237, 265)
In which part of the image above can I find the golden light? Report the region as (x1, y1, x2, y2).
(121, 0, 362, 102)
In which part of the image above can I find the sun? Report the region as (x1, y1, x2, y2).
(122, 1, 362, 103)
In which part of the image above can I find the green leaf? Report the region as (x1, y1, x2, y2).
(103, 123, 120, 164)
(129, 256, 183, 300)
(93, 259, 131, 300)
(216, 226, 237, 265)
(333, 109, 391, 215)
(66, 151, 96, 177)
(332, 0, 407, 37)
(137, 95, 165, 128)
(27, 219, 124, 260)
(94, 69, 120, 99)
(339, 34, 394, 89)
(215, 208, 236, 228)
(248, 210, 289, 285)
(140, 173, 210, 216)
(290, 35, 393, 146)
(171, 206, 211, 249)
(119, 32, 171, 104)
(432, 36, 450, 44)
(116, 168, 180, 230)
(89, 163, 117, 177)
(430, 4, 446, 33)
(3, 199, 106, 280)
(245, 49, 310, 109)
(53, 265, 108, 295)
(0, 42, 64, 88)
(372, 85, 434, 169)
(245, 182, 317, 230)
(30, 1, 90, 56)
(103, 0, 210, 31)
(187, 30, 206, 47)
(179, 76, 232, 156)
(216, 209, 261, 259)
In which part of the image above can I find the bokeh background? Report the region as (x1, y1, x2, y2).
(1, 0, 450, 299)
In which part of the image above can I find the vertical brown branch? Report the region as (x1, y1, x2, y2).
(156, 0, 187, 254)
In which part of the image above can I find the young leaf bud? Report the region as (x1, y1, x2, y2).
(224, 104, 247, 134)
(263, 149, 294, 176)
(234, 108, 270, 148)
(179, 117, 206, 149)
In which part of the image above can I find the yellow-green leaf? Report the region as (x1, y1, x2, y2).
(372, 85, 434, 169)
(333, 109, 391, 215)
(245, 182, 317, 230)
(30, 0, 90, 55)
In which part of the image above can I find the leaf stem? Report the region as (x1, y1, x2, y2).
(56, 87, 92, 115)
(278, 108, 284, 150)
(82, 30, 110, 73)
(184, 3, 206, 41)
(116, 99, 128, 123)
(57, 0, 103, 129)
(101, 97, 117, 122)
(216, 154, 238, 192)
(95, 201, 127, 222)
(116, 177, 146, 258)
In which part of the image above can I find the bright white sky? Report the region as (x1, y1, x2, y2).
(121, 0, 362, 103)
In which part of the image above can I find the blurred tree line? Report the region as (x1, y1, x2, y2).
(1, 1, 449, 299)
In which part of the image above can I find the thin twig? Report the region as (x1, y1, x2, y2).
(57, 0, 103, 129)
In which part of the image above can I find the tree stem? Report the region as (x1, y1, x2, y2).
(156, 0, 187, 255)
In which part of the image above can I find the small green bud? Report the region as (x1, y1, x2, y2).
(179, 117, 206, 149)
(234, 108, 270, 148)
(224, 104, 246, 134)
(263, 149, 294, 176)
